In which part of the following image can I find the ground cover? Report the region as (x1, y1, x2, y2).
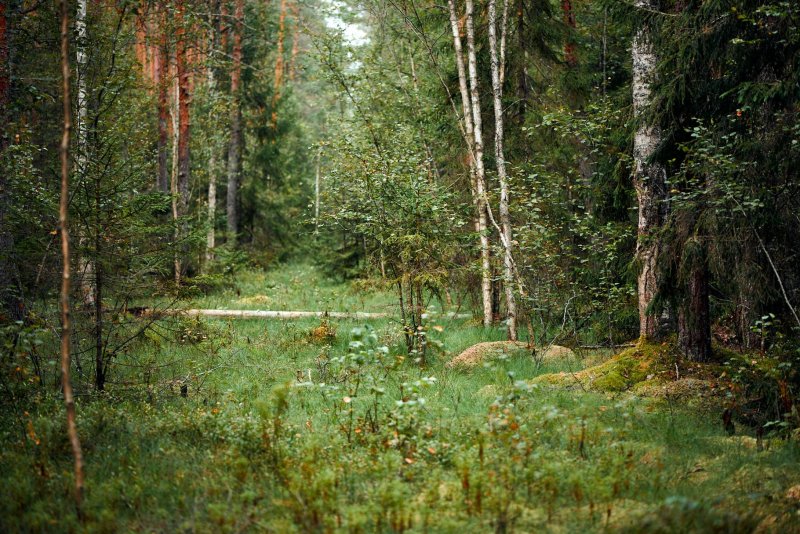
(2, 264, 799, 533)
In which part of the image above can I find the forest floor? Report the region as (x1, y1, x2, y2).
(3, 263, 800, 532)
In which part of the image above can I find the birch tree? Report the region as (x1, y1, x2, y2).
(488, 0, 517, 340)
(632, 0, 667, 339)
(464, 0, 494, 328)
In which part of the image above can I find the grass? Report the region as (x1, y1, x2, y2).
(2, 263, 799, 533)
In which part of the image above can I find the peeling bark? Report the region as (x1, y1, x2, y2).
(632, 0, 668, 339)
(465, 0, 494, 328)
(488, 0, 517, 340)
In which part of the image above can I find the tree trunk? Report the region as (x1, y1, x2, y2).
(632, 0, 667, 340)
(226, 0, 243, 244)
(488, 0, 517, 341)
(271, 0, 288, 128)
(314, 145, 321, 231)
(678, 237, 711, 361)
(176, 0, 190, 219)
(156, 5, 170, 193)
(289, 2, 300, 83)
(75, 0, 96, 308)
(171, 62, 181, 284)
(206, 1, 221, 264)
(465, 0, 494, 328)
(59, 0, 86, 514)
(561, 0, 577, 66)
(515, 0, 529, 123)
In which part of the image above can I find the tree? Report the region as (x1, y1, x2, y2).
(58, 0, 85, 514)
(465, 0, 493, 328)
(631, 0, 667, 340)
(488, 0, 517, 340)
(227, 0, 244, 245)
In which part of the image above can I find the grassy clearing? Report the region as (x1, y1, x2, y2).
(2, 264, 799, 532)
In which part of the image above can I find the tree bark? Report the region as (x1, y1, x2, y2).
(59, 0, 86, 514)
(678, 237, 711, 361)
(464, 0, 494, 328)
(561, 0, 577, 66)
(156, 4, 170, 193)
(206, 1, 221, 264)
(226, 0, 243, 244)
(176, 0, 191, 218)
(271, 0, 288, 128)
(289, 2, 300, 83)
(75, 0, 96, 308)
(632, 0, 667, 340)
(171, 62, 181, 284)
(488, 0, 517, 340)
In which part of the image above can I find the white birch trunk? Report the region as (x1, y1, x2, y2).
(632, 0, 667, 339)
(206, 28, 218, 265)
(488, 0, 517, 341)
(75, 0, 95, 307)
(314, 145, 321, 231)
(465, 0, 494, 328)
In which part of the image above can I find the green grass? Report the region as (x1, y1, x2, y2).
(2, 263, 799, 533)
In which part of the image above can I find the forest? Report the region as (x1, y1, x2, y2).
(1, 0, 800, 531)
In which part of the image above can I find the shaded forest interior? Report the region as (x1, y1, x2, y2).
(2, 0, 800, 531)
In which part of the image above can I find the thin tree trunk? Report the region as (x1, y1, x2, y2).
(206, 2, 221, 264)
(75, 0, 95, 308)
(176, 0, 190, 221)
(314, 145, 321, 231)
(465, 0, 493, 328)
(561, 0, 577, 66)
(59, 0, 86, 514)
(156, 5, 170, 193)
(171, 64, 181, 284)
(515, 0, 529, 123)
(632, 0, 667, 340)
(271, 0, 288, 128)
(226, 0, 243, 244)
(488, 0, 517, 340)
(288, 2, 300, 82)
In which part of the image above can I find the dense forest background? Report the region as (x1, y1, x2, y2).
(1, 0, 800, 530)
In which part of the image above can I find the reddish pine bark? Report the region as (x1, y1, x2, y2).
(157, 4, 170, 193)
(561, 0, 577, 66)
(175, 0, 191, 213)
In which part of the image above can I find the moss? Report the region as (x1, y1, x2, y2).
(532, 340, 672, 393)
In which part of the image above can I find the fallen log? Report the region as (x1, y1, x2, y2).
(147, 309, 472, 320)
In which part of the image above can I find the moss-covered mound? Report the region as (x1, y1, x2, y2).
(531, 340, 725, 395)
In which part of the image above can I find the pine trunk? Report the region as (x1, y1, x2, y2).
(157, 5, 170, 193)
(632, 0, 667, 340)
(271, 0, 288, 128)
(176, 0, 191, 219)
(226, 0, 243, 244)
